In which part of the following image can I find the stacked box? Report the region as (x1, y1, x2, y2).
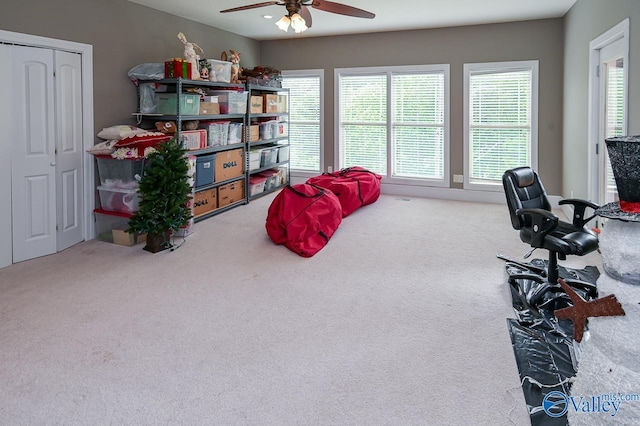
(97, 186, 140, 214)
(227, 123, 243, 144)
(263, 94, 278, 113)
(207, 59, 232, 83)
(156, 93, 200, 115)
(94, 208, 145, 246)
(249, 175, 267, 196)
(209, 90, 247, 114)
(181, 129, 207, 150)
(200, 121, 230, 147)
(96, 156, 145, 188)
(164, 60, 192, 79)
(218, 181, 245, 208)
(250, 96, 263, 113)
(195, 154, 216, 188)
(215, 148, 244, 182)
(193, 188, 217, 217)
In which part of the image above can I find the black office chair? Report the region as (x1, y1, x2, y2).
(502, 166, 600, 287)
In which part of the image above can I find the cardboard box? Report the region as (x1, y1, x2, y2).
(249, 125, 259, 142)
(250, 96, 263, 114)
(199, 102, 220, 115)
(276, 95, 287, 113)
(263, 94, 278, 113)
(181, 129, 207, 150)
(112, 228, 138, 246)
(193, 188, 217, 217)
(215, 148, 244, 182)
(218, 181, 245, 208)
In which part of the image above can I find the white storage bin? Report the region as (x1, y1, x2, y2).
(207, 59, 232, 83)
(227, 123, 244, 144)
(97, 186, 140, 214)
(96, 157, 144, 187)
(200, 121, 230, 147)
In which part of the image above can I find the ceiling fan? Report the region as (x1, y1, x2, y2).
(220, 0, 375, 33)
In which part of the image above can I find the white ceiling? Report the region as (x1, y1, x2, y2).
(128, 0, 577, 41)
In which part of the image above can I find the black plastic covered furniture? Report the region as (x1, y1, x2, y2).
(502, 166, 600, 285)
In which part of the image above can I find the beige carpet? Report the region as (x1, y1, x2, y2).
(0, 194, 601, 425)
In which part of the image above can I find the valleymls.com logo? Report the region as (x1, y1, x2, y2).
(543, 390, 640, 418)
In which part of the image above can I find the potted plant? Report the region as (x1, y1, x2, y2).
(127, 138, 192, 252)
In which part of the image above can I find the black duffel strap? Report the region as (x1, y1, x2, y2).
(285, 184, 325, 199)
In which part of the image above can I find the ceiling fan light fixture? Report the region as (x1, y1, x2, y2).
(275, 15, 291, 31)
(290, 13, 308, 33)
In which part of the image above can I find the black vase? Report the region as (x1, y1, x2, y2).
(143, 231, 171, 253)
(605, 136, 640, 213)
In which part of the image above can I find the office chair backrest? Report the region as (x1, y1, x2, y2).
(503, 167, 552, 230)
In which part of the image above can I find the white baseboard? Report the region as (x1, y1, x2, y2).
(292, 175, 566, 206)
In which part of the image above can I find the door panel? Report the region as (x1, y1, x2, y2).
(55, 50, 84, 251)
(11, 46, 57, 262)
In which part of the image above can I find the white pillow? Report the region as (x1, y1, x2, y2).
(97, 125, 147, 140)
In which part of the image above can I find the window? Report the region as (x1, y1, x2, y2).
(464, 61, 538, 191)
(336, 65, 449, 186)
(281, 70, 323, 173)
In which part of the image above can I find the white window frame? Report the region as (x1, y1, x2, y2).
(281, 69, 324, 178)
(463, 60, 539, 191)
(335, 64, 450, 188)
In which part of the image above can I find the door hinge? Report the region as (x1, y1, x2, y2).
(596, 143, 599, 155)
(596, 65, 600, 77)
(56, 224, 59, 231)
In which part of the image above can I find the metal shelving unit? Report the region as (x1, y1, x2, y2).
(246, 84, 290, 201)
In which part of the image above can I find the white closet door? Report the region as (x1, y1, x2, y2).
(11, 46, 57, 262)
(55, 50, 84, 251)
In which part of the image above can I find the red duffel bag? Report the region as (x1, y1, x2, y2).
(306, 166, 382, 217)
(266, 184, 343, 257)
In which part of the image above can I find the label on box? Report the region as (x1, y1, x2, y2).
(199, 102, 220, 115)
(215, 148, 244, 182)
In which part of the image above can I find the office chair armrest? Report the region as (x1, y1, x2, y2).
(559, 198, 600, 227)
(516, 207, 559, 247)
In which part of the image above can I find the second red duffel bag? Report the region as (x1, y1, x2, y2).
(306, 166, 382, 217)
(266, 184, 343, 257)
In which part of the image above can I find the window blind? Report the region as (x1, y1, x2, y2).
(281, 75, 321, 172)
(338, 69, 447, 180)
(468, 69, 532, 183)
(339, 74, 387, 174)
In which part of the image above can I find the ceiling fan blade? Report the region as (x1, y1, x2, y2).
(310, 0, 375, 19)
(220, 1, 281, 13)
(299, 5, 313, 28)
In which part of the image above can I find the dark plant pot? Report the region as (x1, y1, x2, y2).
(605, 136, 640, 213)
(143, 231, 171, 253)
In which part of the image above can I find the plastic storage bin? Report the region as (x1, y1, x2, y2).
(96, 156, 145, 187)
(209, 90, 247, 114)
(156, 93, 200, 115)
(94, 208, 144, 245)
(260, 147, 278, 167)
(207, 59, 232, 83)
(228, 123, 243, 144)
(249, 175, 267, 196)
(195, 154, 216, 188)
(277, 145, 290, 163)
(258, 169, 280, 191)
(249, 149, 261, 171)
(97, 186, 140, 214)
(200, 121, 230, 147)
